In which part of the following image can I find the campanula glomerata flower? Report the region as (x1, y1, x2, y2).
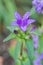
(11, 12, 38, 49)
(11, 11, 35, 32)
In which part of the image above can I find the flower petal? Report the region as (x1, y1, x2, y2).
(32, 34, 38, 49)
(27, 19, 36, 25)
(30, 25, 37, 32)
(17, 19, 22, 26)
(33, 52, 43, 65)
(23, 11, 30, 20)
(15, 12, 21, 19)
(32, 0, 37, 5)
(34, 51, 38, 57)
(20, 26, 27, 32)
(39, 53, 43, 59)
(11, 21, 17, 26)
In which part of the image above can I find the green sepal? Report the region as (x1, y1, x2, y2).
(3, 33, 16, 42)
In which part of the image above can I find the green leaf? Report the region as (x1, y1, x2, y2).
(7, 26, 19, 32)
(25, 39, 34, 60)
(14, 41, 21, 60)
(16, 60, 21, 65)
(3, 33, 16, 42)
(8, 46, 15, 58)
(21, 50, 31, 65)
(22, 51, 28, 60)
(22, 59, 31, 65)
(9, 41, 21, 61)
(38, 34, 43, 53)
(8, 41, 21, 65)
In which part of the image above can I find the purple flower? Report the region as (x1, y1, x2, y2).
(32, 34, 38, 49)
(32, 0, 43, 14)
(34, 51, 38, 57)
(33, 52, 43, 65)
(11, 11, 35, 32)
(30, 26, 38, 49)
(30, 25, 37, 32)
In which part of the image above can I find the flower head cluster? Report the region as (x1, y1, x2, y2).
(11, 11, 35, 32)
(32, 0, 43, 14)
